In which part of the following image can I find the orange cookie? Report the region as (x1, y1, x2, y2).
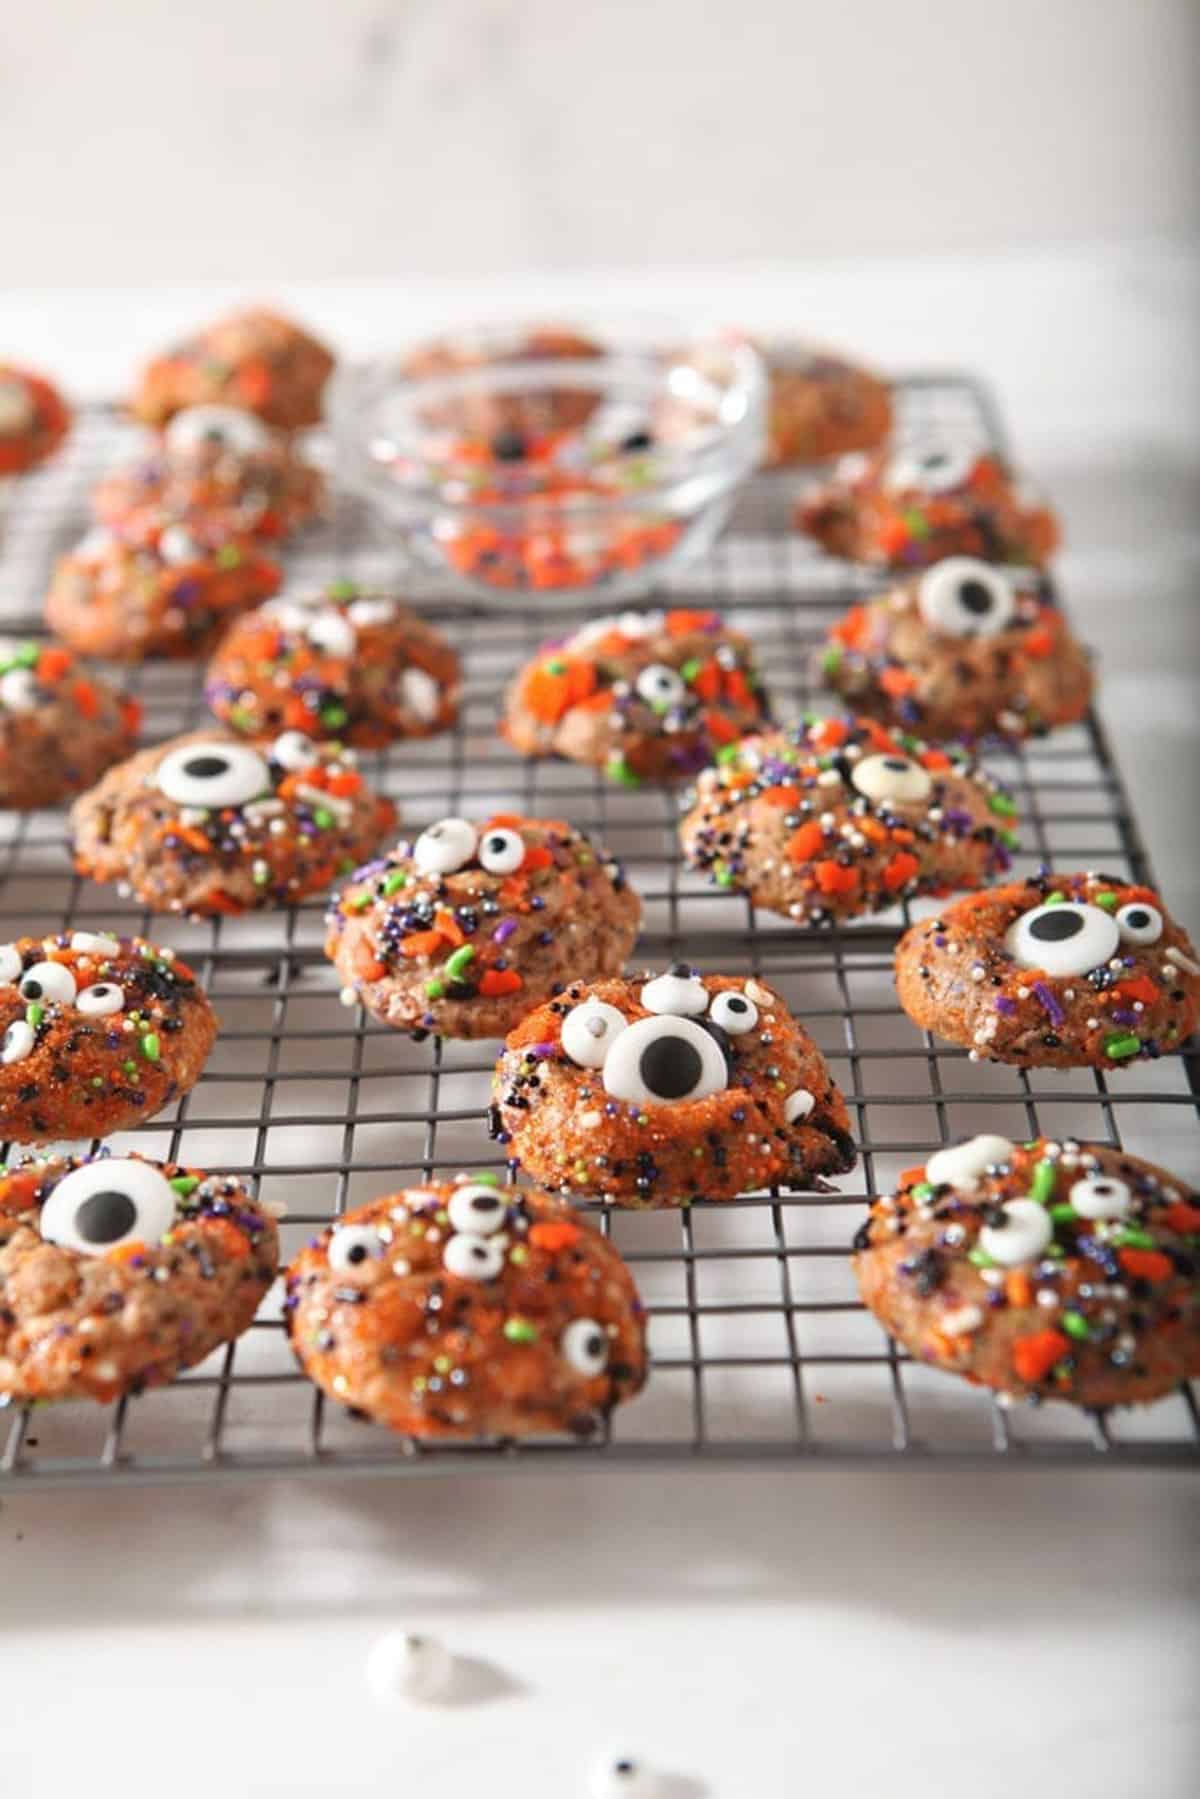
(0, 364, 71, 475)
(129, 306, 334, 431)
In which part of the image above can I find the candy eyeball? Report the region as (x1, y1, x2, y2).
(39, 1158, 178, 1257)
(1004, 900, 1119, 976)
(634, 663, 686, 711)
(158, 523, 206, 566)
(640, 965, 709, 1017)
(784, 1088, 815, 1123)
(414, 817, 477, 876)
(917, 558, 1016, 638)
(0, 667, 38, 713)
(561, 1317, 610, 1376)
(2, 1019, 35, 1064)
(707, 989, 758, 1034)
(165, 404, 271, 457)
(0, 944, 23, 984)
(303, 608, 356, 660)
(156, 741, 271, 809)
(978, 1198, 1053, 1267)
(851, 752, 932, 805)
(885, 443, 978, 495)
(347, 597, 397, 629)
(76, 982, 126, 1017)
(365, 1631, 454, 1705)
(1069, 1174, 1132, 1220)
(399, 665, 440, 723)
(477, 827, 526, 875)
(446, 1182, 507, 1235)
(925, 1134, 1016, 1191)
(562, 999, 630, 1068)
(271, 729, 318, 771)
(442, 1233, 505, 1281)
(602, 1015, 728, 1106)
(19, 961, 77, 1006)
(589, 1756, 663, 1798)
(1116, 901, 1163, 946)
(328, 1222, 386, 1272)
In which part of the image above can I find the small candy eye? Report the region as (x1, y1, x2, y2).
(478, 828, 526, 875)
(602, 1016, 728, 1106)
(885, 444, 977, 495)
(76, 982, 126, 1017)
(1069, 1174, 1132, 1220)
(442, 1233, 505, 1281)
(399, 665, 440, 722)
(447, 1182, 507, 1235)
(158, 523, 206, 565)
(851, 753, 932, 805)
(784, 1089, 815, 1122)
(708, 990, 758, 1034)
(2, 1019, 35, 1064)
(0, 945, 22, 984)
(561, 999, 630, 1068)
(917, 558, 1016, 637)
(347, 597, 397, 628)
(271, 730, 318, 771)
(0, 667, 38, 712)
(924, 1134, 1016, 1191)
(156, 742, 271, 808)
(978, 1198, 1053, 1267)
(1116, 901, 1163, 946)
(304, 608, 356, 659)
(165, 404, 270, 456)
(414, 818, 477, 876)
(328, 1222, 386, 1271)
(40, 1158, 177, 1257)
(19, 961, 77, 1006)
(640, 964, 708, 1017)
(1005, 901, 1119, 977)
(561, 1317, 609, 1376)
(635, 664, 685, 711)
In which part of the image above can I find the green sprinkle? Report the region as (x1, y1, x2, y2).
(820, 646, 843, 676)
(327, 579, 358, 601)
(1030, 1160, 1058, 1206)
(1104, 1032, 1141, 1061)
(1094, 891, 1118, 911)
(313, 807, 335, 830)
(444, 944, 475, 980)
(545, 658, 567, 675)
(910, 1182, 934, 1201)
(122, 1059, 137, 1075)
(903, 509, 931, 539)
(433, 1355, 451, 1374)
(229, 704, 256, 733)
(680, 658, 703, 681)
(382, 870, 408, 896)
(170, 1175, 200, 1196)
(714, 868, 735, 888)
(607, 755, 641, 789)
(141, 1032, 161, 1062)
(508, 1245, 528, 1266)
(1061, 1312, 1091, 1342)
(503, 1317, 539, 1344)
(968, 1247, 997, 1268)
(1044, 891, 1066, 906)
(425, 978, 445, 999)
(346, 891, 373, 913)
(715, 742, 741, 764)
(90, 1075, 104, 1088)
(1114, 1227, 1156, 1249)
(320, 705, 348, 729)
(25, 1001, 44, 1028)
(1049, 1203, 1078, 1224)
(469, 1171, 501, 1187)
(988, 792, 1018, 818)
(999, 828, 1020, 850)
(215, 545, 242, 570)
(14, 643, 38, 668)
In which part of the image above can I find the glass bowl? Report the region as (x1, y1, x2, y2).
(331, 324, 766, 602)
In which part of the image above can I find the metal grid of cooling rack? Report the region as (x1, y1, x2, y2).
(0, 374, 1197, 1487)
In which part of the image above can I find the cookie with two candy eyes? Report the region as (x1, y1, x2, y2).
(490, 967, 856, 1206)
(0, 636, 141, 810)
(70, 729, 396, 917)
(205, 579, 461, 747)
(0, 932, 216, 1142)
(894, 873, 1200, 1068)
(283, 1175, 647, 1439)
(0, 363, 71, 475)
(823, 558, 1093, 742)
(853, 1134, 1200, 1408)
(326, 813, 641, 1039)
(679, 715, 1017, 925)
(129, 305, 335, 431)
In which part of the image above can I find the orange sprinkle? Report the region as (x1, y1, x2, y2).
(786, 821, 827, 862)
(898, 1165, 928, 1188)
(890, 826, 916, 845)
(397, 931, 443, 961)
(1005, 1270, 1033, 1309)
(523, 846, 553, 871)
(811, 718, 848, 749)
(36, 646, 72, 682)
(433, 908, 464, 947)
(665, 609, 718, 635)
(485, 814, 526, 829)
(1163, 1202, 1200, 1234)
(326, 770, 363, 798)
(831, 604, 871, 650)
(72, 680, 101, 720)
(1118, 1248, 1173, 1283)
(882, 851, 920, 891)
(119, 697, 143, 734)
(760, 785, 802, 809)
(479, 968, 523, 996)
(1012, 1329, 1070, 1384)
(815, 860, 859, 896)
(529, 1219, 581, 1252)
(105, 1239, 150, 1266)
(702, 709, 739, 745)
(878, 667, 917, 697)
(722, 668, 754, 708)
(919, 748, 951, 771)
(202, 1218, 251, 1259)
(1115, 974, 1160, 1007)
(691, 660, 722, 702)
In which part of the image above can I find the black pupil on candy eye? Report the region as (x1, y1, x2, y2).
(22, 978, 43, 997)
(74, 1190, 138, 1244)
(346, 1242, 370, 1264)
(1125, 909, 1150, 928)
(883, 757, 910, 773)
(726, 997, 748, 1014)
(959, 580, 994, 616)
(586, 1333, 604, 1360)
(183, 755, 229, 780)
(469, 1195, 501, 1215)
(639, 1035, 703, 1099)
(487, 837, 506, 854)
(1029, 910, 1083, 942)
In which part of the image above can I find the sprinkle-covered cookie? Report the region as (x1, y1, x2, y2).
(205, 580, 460, 747)
(490, 967, 856, 1205)
(0, 363, 71, 475)
(129, 306, 335, 431)
(0, 1151, 277, 1403)
(853, 1134, 1200, 1408)
(284, 1174, 647, 1438)
(822, 558, 1093, 741)
(0, 637, 141, 809)
(894, 872, 1200, 1067)
(326, 814, 640, 1040)
(679, 715, 1017, 924)
(70, 729, 396, 917)
(760, 341, 892, 468)
(504, 608, 770, 787)
(401, 323, 603, 438)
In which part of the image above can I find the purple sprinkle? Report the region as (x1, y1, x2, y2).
(994, 995, 1018, 1015)
(531, 1040, 557, 1058)
(492, 918, 518, 944)
(1031, 981, 1064, 1026)
(1111, 1007, 1138, 1025)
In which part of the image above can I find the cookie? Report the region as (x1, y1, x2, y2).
(401, 323, 603, 439)
(129, 306, 335, 431)
(822, 559, 1092, 741)
(0, 1150, 277, 1404)
(798, 444, 1059, 568)
(0, 931, 216, 1141)
(853, 1134, 1200, 1408)
(679, 715, 1017, 925)
(205, 580, 460, 747)
(45, 520, 281, 661)
(760, 341, 892, 468)
(284, 1173, 646, 1438)
(70, 729, 396, 917)
(92, 404, 324, 543)
(490, 967, 856, 1205)
(326, 814, 641, 1040)
(504, 608, 770, 787)
(895, 873, 1200, 1068)
(0, 363, 71, 475)
(0, 638, 141, 809)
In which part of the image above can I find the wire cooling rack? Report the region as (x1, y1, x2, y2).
(0, 375, 1196, 1487)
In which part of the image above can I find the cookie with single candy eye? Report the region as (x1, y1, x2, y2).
(490, 967, 856, 1206)
(326, 814, 640, 1040)
(894, 873, 1200, 1068)
(70, 728, 396, 917)
(0, 637, 141, 809)
(853, 1134, 1200, 1408)
(205, 580, 461, 746)
(822, 559, 1093, 741)
(679, 715, 1018, 925)
(0, 363, 71, 475)
(504, 608, 770, 787)
(284, 1175, 647, 1439)
(129, 306, 335, 431)
(759, 340, 893, 469)
(797, 443, 1060, 569)
(0, 1151, 277, 1404)
(0, 931, 217, 1142)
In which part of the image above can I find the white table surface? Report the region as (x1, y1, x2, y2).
(1, 255, 1198, 1799)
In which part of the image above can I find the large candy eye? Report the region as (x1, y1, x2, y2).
(478, 828, 526, 875)
(851, 753, 932, 805)
(885, 444, 977, 495)
(303, 609, 356, 659)
(19, 961, 77, 1006)
(2, 1020, 35, 1064)
(414, 818, 477, 876)
(0, 944, 22, 984)
(442, 1233, 505, 1281)
(917, 558, 1016, 637)
(165, 404, 270, 456)
(707, 990, 758, 1034)
(271, 730, 318, 771)
(602, 1015, 728, 1105)
(76, 982, 126, 1017)
(156, 741, 270, 808)
(40, 1158, 177, 1257)
(978, 1198, 1052, 1267)
(158, 523, 206, 566)
(561, 1317, 609, 1376)
(328, 1222, 386, 1271)
(1004, 901, 1119, 976)
(0, 667, 38, 712)
(447, 1182, 507, 1235)
(640, 965, 708, 1017)
(1116, 901, 1163, 946)
(561, 999, 630, 1068)
(635, 664, 685, 711)
(1069, 1174, 1132, 1221)
(924, 1134, 1016, 1191)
